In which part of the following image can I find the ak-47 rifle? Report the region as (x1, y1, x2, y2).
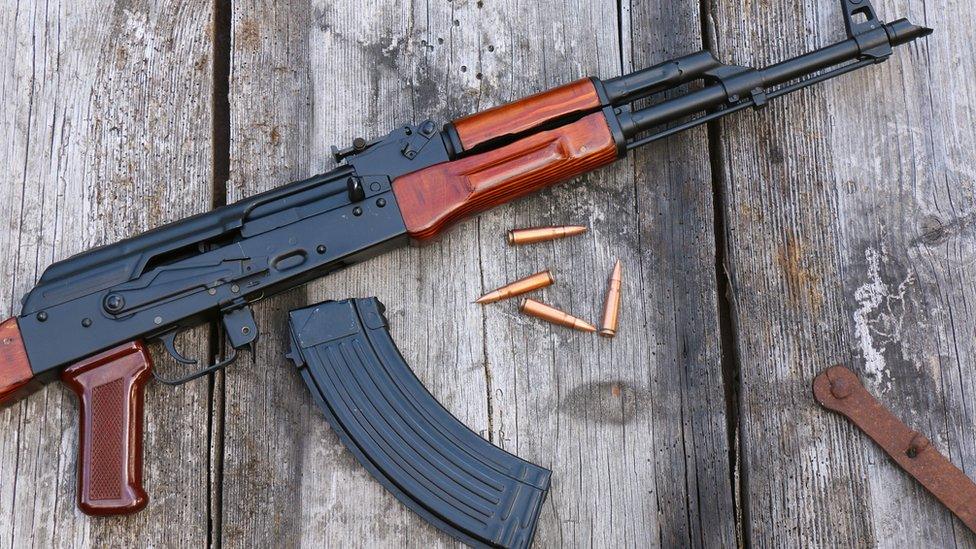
(0, 0, 928, 543)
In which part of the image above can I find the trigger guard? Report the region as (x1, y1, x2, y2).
(151, 325, 242, 386)
(157, 328, 198, 365)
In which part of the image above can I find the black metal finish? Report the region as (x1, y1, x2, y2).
(286, 297, 551, 549)
(19, 120, 453, 380)
(598, 50, 723, 105)
(625, 58, 878, 150)
(600, 2, 930, 147)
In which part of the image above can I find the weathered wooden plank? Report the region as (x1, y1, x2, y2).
(220, 1, 461, 545)
(0, 0, 215, 546)
(222, 0, 737, 547)
(626, 0, 739, 545)
(476, 0, 738, 546)
(707, 0, 976, 544)
(463, 0, 627, 541)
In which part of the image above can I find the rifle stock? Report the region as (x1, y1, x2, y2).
(0, 318, 37, 405)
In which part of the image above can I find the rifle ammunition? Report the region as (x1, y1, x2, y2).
(598, 260, 622, 338)
(475, 270, 555, 304)
(507, 225, 587, 245)
(519, 298, 596, 333)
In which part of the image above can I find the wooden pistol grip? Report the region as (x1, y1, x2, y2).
(62, 342, 152, 515)
(451, 78, 602, 151)
(393, 112, 618, 242)
(0, 318, 40, 406)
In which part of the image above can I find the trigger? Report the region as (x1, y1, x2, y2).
(158, 328, 198, 365)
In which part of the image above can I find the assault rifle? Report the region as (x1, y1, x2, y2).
(0, 0, 927, 545)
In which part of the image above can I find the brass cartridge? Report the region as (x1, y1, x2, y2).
(599, 260, 622, 338)
(519, 298, 596, 333)
(507, 225, 587, 245)
(475, 270, 555, 304)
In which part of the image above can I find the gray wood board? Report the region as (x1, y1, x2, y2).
(706, 0, 976, 545)
(219, 0, 735, 546)
(0, 0, 215, 546)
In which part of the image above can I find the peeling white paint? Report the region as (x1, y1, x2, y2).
(852, 245, 914, 392)
(121, 9, 154, 61)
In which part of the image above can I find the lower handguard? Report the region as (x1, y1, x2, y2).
(286, 297, 551, 548)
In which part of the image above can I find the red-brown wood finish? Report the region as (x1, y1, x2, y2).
(62, 341, 153, 516)
(393, 112, 618, 241)
(451, 78, 602, 151)
(0, 317, 39, 406)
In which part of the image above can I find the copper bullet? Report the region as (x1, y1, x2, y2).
(476, 270, 555, 304)
(599, 260, 622, 338)
(519, 298, 596, 333)
(507, 225, 587, 245)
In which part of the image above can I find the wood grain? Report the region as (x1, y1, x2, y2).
(451, 78, 602, 151)
(708, 0, 976, 545)
(222, 0, 736, 546)
(586, 0, 738, 544)
(0, 0, 214, 544)
(221, 2, 487, 545)
(0, 318, 34, 405)
(218, 0, 325, 543)
(394, 112, 618, 241)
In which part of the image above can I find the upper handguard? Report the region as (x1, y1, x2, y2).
(286, 297, 551, 549)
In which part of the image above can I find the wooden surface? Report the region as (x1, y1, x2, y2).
(709, 0, 976, 545)
(0, 0, 214, 545)
(0, 0, 971, 548)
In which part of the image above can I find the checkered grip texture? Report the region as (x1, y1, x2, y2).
(61, 341, 151, 515)
(89, 378, 125, 500)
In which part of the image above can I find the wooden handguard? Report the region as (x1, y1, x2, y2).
(451, 78, 602, 151)
(393, 112, 618, 241)
(62, 342, 152, 515)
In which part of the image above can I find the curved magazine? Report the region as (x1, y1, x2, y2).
(286, 297, 551, 548)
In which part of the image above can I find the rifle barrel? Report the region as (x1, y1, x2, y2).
(615, 18, 931, 142)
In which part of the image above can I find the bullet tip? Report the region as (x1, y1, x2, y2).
(474, 291, 498, 305)
(610, 259, 622, 279)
